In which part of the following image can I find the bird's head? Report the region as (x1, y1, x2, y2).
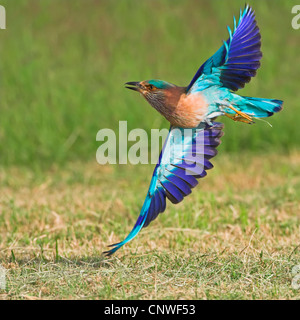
(125, 79, 177, 110)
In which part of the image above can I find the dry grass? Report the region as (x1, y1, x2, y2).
(0, 152, 299, 299)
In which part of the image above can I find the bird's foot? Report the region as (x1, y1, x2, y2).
(224, 105, 254, 124)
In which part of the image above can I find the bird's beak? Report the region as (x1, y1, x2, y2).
(125, 81, 140, 92)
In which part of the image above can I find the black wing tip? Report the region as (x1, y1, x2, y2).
(102, 242, 122, 257)
(107, 241, 121, 248)
(102, 251, 113, 257)
(102, 248, 117, 257)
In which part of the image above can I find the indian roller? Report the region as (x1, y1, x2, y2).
(103, 5, 283, 256)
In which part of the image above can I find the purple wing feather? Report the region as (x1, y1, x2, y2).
(103, 122, 224, 256)
(187, 5, 262, 92)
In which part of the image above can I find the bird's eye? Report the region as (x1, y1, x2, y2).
(148, 84, 155, 90)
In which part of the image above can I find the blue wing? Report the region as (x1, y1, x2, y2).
(103, 121, 224, 256)
(187, 5, 262, 93)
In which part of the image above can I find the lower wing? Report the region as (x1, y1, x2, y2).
(103, 121, 224, 256)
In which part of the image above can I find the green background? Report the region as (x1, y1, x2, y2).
(0, 0, 299, 168)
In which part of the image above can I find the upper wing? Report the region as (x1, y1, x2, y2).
(187, 5, 262, 93)
(103, 121, 224, 256)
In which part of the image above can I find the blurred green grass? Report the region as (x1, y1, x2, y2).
(0, 0, 299, 168)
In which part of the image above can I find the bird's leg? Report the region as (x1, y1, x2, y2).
(225, 113, 254, 124)
(224, 105, 254, 124)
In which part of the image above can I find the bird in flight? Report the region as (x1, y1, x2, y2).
(103, 5, 283, 256)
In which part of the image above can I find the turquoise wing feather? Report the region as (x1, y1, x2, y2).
(187, 5, 262, 93)
(103, 122, 224, 256)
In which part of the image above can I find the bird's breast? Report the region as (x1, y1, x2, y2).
(168, 93, 208, 128)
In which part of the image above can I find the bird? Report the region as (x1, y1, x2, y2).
(103, 5, 283, 256)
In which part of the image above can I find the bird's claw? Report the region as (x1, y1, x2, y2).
(225, 105, 254, 124)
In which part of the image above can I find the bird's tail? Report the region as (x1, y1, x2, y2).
(234, 96, 283, 118)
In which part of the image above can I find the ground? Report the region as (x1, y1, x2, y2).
(0, 153, 299, 299)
